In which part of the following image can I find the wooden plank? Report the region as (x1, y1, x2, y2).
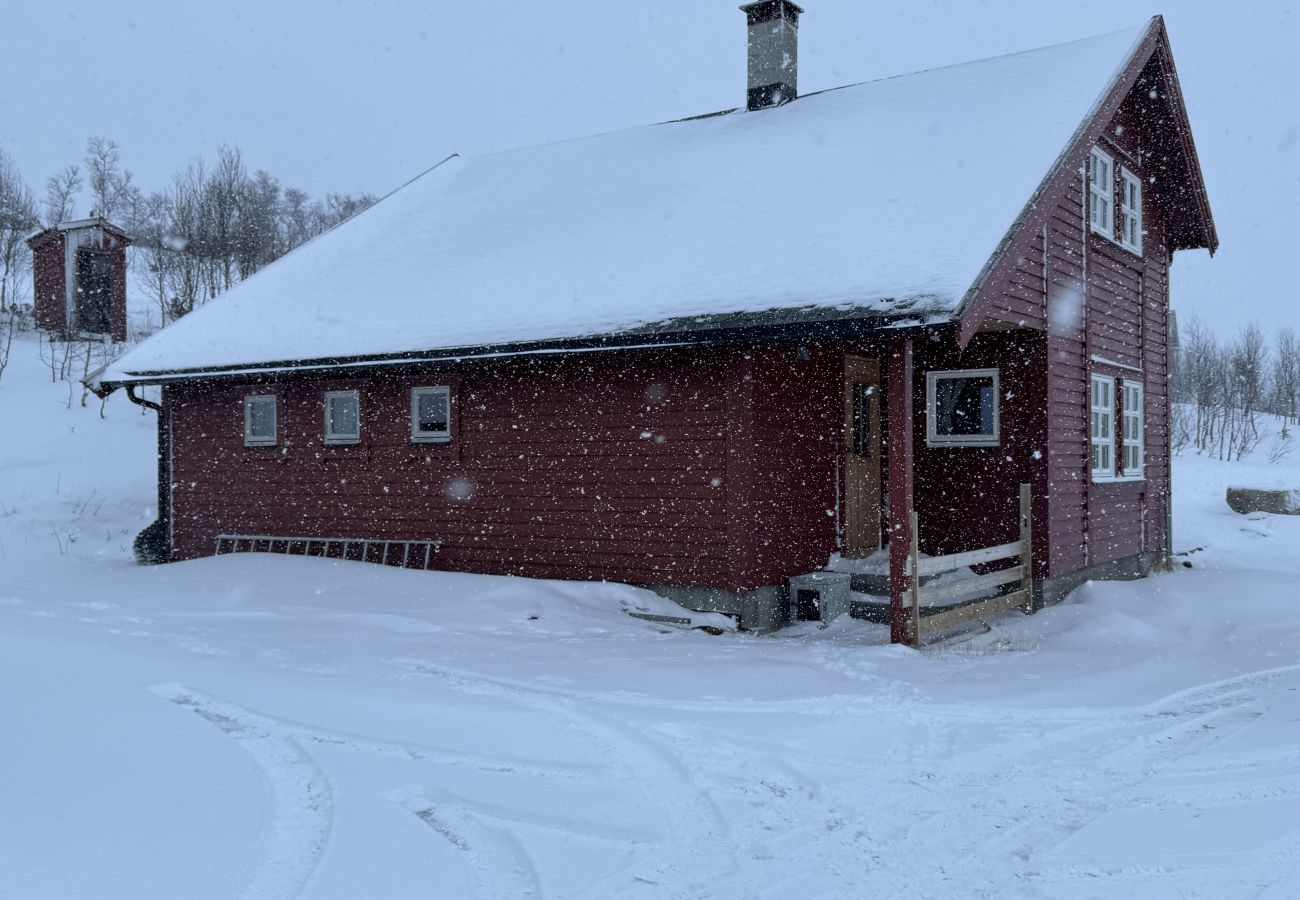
(1020, 482, 1035, 613)
(909, 510, 922, 649)
(918, 565, 1026, 603)
(887, 338, 915, 646)
(916, 540, 1025, 576)
(625, 611, 692, 626)
(917, 590, 1031, 636)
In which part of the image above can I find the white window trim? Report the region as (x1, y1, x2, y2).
(925, 368, 1001, 448)
(1088, 147, 1115, 241)
(323, 390, 361, 445)
(1090, 374, 1117, 482)
(410, 386, 452, 443)
(1120, 381, 1145, 481)
(1089, 354, 1143, 374)
(243, 394, 277, 448)
(1119, 167, 1143, 255)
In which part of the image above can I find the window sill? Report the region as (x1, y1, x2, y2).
(925, 439, 1000, 449)
(1091, 227, 1143, 259)
(323, 438, 362, 447)
(244, 441, 277, 449)
(411, 435, 452, 444)
(1093, 475, 1145, 485)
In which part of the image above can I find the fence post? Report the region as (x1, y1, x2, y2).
(1019, 483, 1034, 613)
(909, 509, 922, 647)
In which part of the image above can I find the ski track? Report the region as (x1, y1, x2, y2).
(150, 684, 334, 900)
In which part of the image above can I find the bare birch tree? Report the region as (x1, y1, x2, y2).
(0, 148, 38, 313)
(44, 165, 82, 225)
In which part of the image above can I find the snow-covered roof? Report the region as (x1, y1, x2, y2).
(28, 216, 132, 244)
(101, 23, 1148, 383)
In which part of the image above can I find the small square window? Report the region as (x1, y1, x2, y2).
(926, 369, 999, 447)
(324, 390, 361, 445)
(244, 394, 277, 447)
(411, 387, 451, 442)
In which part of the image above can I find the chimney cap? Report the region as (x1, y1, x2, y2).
(739, 1, 804, 27)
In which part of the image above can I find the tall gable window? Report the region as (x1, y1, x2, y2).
(1119, 168, 1143, 254)
(1091, 374, 1145, 481)
(324, 390, 361, 445)
(244, 394, 277, 447)
(1122, 381, 1145, 477)
(1088, 147, 1114, 238)
(926, 369, 1000, 447)
(411, 387, 451, 442)
(1090, 375, 1114, 480)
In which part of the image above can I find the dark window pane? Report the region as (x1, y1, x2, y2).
(851, 383, 871, 457)
(933, 376, 995, 437)
(417, 391, 448, 433)
(248, 399, 275, 440)
(329, 396, 359, 437)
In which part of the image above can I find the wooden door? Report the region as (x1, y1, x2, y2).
(843, 355, 882, 557)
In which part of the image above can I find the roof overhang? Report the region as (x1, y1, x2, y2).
(26, 216, 133, 247)
(89, 308, 951, 395)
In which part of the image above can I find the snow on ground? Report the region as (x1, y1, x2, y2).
(3, 333, 1300, 899)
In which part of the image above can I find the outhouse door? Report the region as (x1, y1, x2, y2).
(74, 248, 112, 334)
(843, 355, 883, 557)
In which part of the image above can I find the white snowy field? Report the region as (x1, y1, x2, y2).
(2, 334, 1299, 899)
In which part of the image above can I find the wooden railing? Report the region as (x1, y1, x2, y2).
(214, 534, 442, 570)
(904, 484, 1034, 647)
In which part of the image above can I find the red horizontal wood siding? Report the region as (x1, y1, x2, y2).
(968, 68, 1178, 580)
(747, 345, 840, 587)
(30, 232, 65, 333)
(167, 349, 740, 587)
(911, 331, 1050, 575)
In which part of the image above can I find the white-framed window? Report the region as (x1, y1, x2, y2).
(925, 368, 1000, 447)
(1091, 375, 1145, 481)
(323, 390, 361, 445)
(1090, 375, 1115, 480)
(410, 386, 451, 442)
(1088, 147, 1114, 238)
(243, 394, 277, 447)
(1122, 381, 1145, 478)
(1119, 168, 1143, 255)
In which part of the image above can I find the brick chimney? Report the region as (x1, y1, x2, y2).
(740, 0, 803, 111)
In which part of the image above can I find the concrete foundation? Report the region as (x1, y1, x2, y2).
(647, 549, 1164, 634)
(1035, 551, 1161, 609)
(645, 584, 787, 632)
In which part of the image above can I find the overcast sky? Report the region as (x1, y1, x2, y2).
(2, 0, 1296, 336)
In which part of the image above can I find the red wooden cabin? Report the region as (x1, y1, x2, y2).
(92, 10, 1215, 639)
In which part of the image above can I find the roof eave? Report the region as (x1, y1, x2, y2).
(90, 308, 949, 393)
(1149, 17, 1218, 254)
